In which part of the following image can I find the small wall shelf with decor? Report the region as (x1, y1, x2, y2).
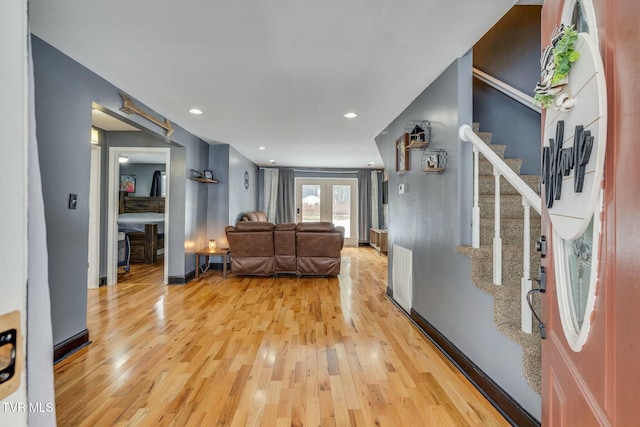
(421, 148, 447, 174)
(190, 169, 218, 184)
(405, 120, 431, 149)
(370, 228, 388, 255)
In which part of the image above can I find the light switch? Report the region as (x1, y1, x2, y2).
(68, 194, 77, 210)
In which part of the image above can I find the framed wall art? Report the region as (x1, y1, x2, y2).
(120, 174, 136, 193)
(396, 133, 409, 173)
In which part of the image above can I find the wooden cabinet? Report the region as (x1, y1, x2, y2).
(370, 228, 388, 255)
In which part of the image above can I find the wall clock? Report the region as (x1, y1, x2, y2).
(244, 171, 249, 189)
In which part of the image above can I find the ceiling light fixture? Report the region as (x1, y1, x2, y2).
(258, 146, 267, 150)
(344, 112, 358, 119)
(118, 156, 129, 164)
(368, 161, 375, 166)
(269, 160, 276, 164)
(188, 108, 203, 115)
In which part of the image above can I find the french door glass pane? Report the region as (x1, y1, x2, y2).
(301, 184, 321, 222)
(332, 184, 351, 238)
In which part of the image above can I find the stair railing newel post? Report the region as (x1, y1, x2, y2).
(493, 166, 503, 285)
(522, 200, 533, 334)
(472, 146, 480, 248)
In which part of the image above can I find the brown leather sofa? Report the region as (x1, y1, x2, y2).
(225, 222, 344, 276)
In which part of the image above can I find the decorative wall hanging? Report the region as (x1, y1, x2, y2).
(404, 120, 431, 149)
(533, 25, 581, 110)
(119, 93, 174, 137)
(540, 0, 607, 352)
(395, 133, 409, 173)
(421, 148, 447, 173)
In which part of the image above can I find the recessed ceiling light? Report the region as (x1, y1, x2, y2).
(189, 108, 203, 115)
(258, 146, 267, 150)
(344, 112, 358, 119)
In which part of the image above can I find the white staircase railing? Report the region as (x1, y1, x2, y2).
(472, 67, 541, 114)
(459, 124, 541, 334)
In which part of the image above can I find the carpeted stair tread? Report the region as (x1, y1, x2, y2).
(478, 175, 541, 195)
(479, 157, 522, 175)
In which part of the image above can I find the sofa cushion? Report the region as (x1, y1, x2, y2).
(234, 221, 274, 232)
(296, 222, 335, 232)
(240, 211, 267, 222)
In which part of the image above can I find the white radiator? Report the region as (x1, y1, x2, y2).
(392, 245, 413, 313)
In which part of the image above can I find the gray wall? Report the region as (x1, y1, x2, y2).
(228, 146, 259, 225)
(206, 145, 258, 250)
(473, 5, 542, 175)
(119, 163, 166, 197)
(207, 145, 231, 248)
(375, 53, 540, 417)
(32, 36, 210, 346)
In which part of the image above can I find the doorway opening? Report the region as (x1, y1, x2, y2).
(107, 146, 170, 285)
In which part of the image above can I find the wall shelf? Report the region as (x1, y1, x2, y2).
(190, 169, 218, 183)
(405, 120, 431, 149)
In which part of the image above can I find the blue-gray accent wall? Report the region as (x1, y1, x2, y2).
(207, 145, 259, 248)
(375, 53, 541, 418)
(32, 36, 210, 346)
(473, 5, 542, 176)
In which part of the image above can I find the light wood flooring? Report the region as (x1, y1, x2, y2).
(54, 247, 509, 426)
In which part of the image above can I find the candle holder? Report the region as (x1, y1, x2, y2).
(208, 239, 216, 250)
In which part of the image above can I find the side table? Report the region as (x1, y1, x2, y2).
(195, 247, 230, 279)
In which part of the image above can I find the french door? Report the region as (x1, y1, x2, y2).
(295, 178, 357, 246)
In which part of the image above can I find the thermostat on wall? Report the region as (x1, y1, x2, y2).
(398, 184, 406, 194)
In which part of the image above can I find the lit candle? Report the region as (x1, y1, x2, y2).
(209, 239, 216, 250)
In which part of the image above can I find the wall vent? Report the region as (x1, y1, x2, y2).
(392, 245, 413, 313)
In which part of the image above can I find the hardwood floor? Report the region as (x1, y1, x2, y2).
(55, 247, 508, 426)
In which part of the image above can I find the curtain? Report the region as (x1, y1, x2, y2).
(276, 168, 295, 223)
(149, 170, 162, 196)
(357, 170, 371, 243)
(371, 171, 379, 229)
(263, 168, 279, 223)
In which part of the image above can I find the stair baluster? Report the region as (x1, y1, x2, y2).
(493, 166, 502, 285)
(472, 146, 480, 248)
(521, 200, 533, 334)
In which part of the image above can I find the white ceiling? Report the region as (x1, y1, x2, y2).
(30, 0, 518, 169)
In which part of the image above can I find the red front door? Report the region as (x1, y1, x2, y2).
(541, 0, 640, 425)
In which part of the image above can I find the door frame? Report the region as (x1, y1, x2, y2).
(106, 146, 171, 285)
(87, 144, 101, 289)
(295, 177, 358, 246)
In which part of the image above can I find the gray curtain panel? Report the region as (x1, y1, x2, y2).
(276, 168, 295, 223)
(358, 170, 371, 243)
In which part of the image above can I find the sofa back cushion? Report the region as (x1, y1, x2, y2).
(226, 222, 274, 257)
(274, 223, 297, 273)
(240, 211, 267, 222)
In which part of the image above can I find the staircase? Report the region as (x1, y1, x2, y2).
(457, 123, 542, 394)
